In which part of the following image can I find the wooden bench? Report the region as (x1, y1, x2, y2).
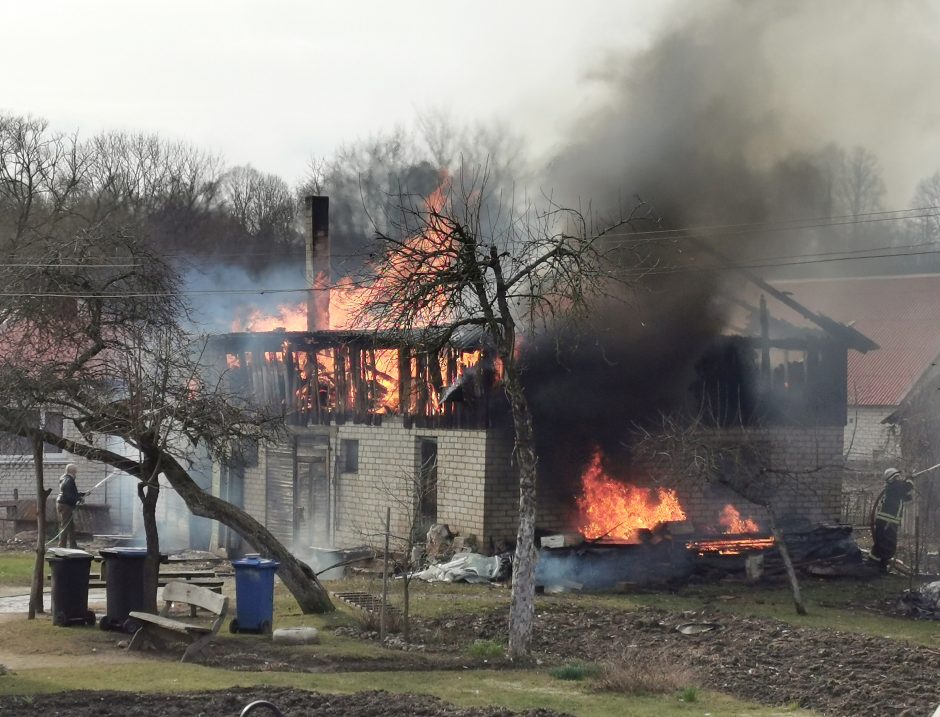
(86, 573, 224, 593)
(126, 581, 229, 663)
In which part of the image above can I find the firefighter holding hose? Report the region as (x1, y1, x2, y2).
(55, 463, 85, 549)
(869, 467, 914, 572)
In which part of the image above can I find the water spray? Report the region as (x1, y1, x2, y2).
(83, 470, 124, 499)
(912, 463, 940, 478)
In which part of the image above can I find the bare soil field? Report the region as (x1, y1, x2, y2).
(2, 541, 938, 716)
(0, 686, 571, 716)
(6, 597, 935, 717)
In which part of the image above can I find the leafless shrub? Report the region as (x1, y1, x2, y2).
(353, 608, 402, 635)
(597, 647, 697, 695)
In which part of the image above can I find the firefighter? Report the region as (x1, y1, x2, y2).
(55, 463, 85, 549)
(869, 467, 914, 572)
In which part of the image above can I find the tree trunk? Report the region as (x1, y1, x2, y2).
(29, 436, 49, 619)
(23, 432, 334, 614)
(159, 457, 333, 613)
(137, 477, 161, 614)
(768, 514, 807, 615)
(504, 364, 539, 659)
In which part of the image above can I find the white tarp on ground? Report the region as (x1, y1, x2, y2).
(411, 553, 503, 583)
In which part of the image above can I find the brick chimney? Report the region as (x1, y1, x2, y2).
(304, 195, 330, 331)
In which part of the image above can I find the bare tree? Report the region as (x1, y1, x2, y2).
(353, 165, 648, 657)
(813, 143, 887, 248)
(0, 221, 334, 614)
(910, 171, 940, 242)
(298, 114, 529, 282)
(0, 113, 86, 247)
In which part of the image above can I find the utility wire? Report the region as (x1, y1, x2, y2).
(6, 240, 940, 300)
(0, 208, 939, 295)
(2, 204, 938, 265)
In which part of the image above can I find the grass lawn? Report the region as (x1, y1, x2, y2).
(16, 556, 928, 715)
(0, 553, 38, 587)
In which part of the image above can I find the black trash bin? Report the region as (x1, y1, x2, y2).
(46, 547, 96, 627)
(99, 547, 164, 632)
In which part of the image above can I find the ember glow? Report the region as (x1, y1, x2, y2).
(686, 535, 776, 555)
(576, 450, 687, 542)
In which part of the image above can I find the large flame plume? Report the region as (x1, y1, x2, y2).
(576, 450, 687, 542)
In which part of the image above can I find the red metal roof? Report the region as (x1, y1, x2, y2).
(767, 275, 940, 406)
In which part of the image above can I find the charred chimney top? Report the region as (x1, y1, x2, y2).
(304, 195, 330, 332)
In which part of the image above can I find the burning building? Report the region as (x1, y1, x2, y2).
(204, 195, 877, 576)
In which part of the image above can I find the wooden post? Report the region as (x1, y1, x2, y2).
(381, 507, 391, 642)
(308, 351, 320, 424)
(759, 294, 771, 390)
(398, 347, 412, 416)
(415, 352, 428, 416)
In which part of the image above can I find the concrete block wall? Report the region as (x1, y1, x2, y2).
(673, 425, 844, 526)
(332, 419, 494, 551)
(764, 425, 844, 523)
(483, 431, 519, 549)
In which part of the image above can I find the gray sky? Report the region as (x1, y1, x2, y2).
(1, 0, 670, 183)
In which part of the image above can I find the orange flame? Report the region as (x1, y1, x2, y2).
(576, 450, 686, 542)
(232, 303, 307, 333)
(718, 504, 760, 533)
(330, 179, 455, 330)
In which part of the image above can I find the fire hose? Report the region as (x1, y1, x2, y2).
(240, 701, 284, 716)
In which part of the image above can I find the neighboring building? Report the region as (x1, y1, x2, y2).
(0, 413, 138, 539)
(767, 274, 940, 469)
(756, 275, 940, 526)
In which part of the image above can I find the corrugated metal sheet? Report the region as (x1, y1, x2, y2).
(265, 446, 295, 546)
(762, 275, 940, 406)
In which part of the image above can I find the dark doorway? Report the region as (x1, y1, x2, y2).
(416, 438, 438, 540)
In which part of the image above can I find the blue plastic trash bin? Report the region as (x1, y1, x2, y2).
(230, 555, 279, 634)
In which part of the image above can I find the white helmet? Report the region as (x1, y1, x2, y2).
(884, 468, 902, 481)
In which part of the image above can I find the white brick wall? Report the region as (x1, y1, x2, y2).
(844, 405, 900, 466)
(235, 419, 847, 555)
(332, 420, 492, 550)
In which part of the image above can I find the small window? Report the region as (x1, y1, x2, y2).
(341, 439, 359, 473)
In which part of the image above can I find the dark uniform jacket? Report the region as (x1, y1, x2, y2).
(57, 474, 80, 507)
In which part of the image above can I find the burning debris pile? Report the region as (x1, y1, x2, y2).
(536, 520, 863, 592)
(532, 447, 863, 591)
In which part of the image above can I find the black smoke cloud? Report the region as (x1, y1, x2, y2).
(527, 0, 940, 487)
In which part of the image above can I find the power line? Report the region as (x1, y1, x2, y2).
(2, 204, 938, 266)
(0, 206, 939, 292)
(4, 240, 940, 299)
